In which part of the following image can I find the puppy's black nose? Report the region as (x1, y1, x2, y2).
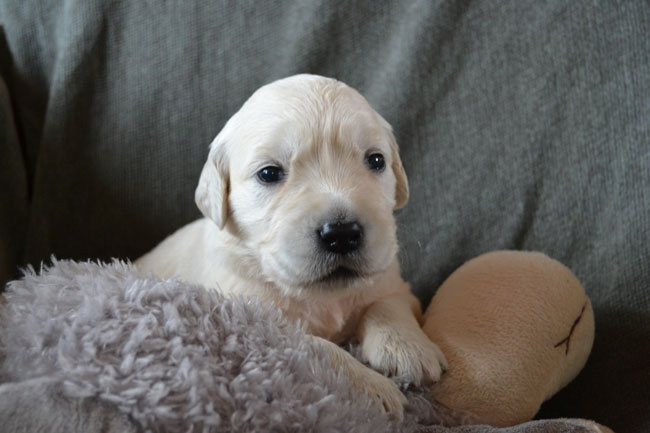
(318, 221, 363, 255)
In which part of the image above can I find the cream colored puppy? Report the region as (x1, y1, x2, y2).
(136, 74, 446, 419)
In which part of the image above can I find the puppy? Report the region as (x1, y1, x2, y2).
(136, 74, 447, 419)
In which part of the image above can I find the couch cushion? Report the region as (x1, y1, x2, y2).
(1, 1, 648, 430)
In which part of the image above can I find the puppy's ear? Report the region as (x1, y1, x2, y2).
(195, 142, 229, 229)
(388, 131, 409, 210)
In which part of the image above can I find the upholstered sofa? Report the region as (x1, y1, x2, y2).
(1, 2, 648, 432)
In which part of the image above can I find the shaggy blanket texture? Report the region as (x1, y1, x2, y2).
(0, 260, 598, 433)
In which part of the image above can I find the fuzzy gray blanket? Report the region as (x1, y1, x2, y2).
(0, 260, 598, 433)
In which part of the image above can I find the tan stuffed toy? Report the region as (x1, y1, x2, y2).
(422, 251, 605, 428)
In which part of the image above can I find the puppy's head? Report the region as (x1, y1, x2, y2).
(196, 74, 408, 296)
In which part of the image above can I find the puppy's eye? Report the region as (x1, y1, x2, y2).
(365, 153, 386, 172)
(257, 166, 284, 183)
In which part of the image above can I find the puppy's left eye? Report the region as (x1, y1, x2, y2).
(365, 153, 386, 172)
(257, 166, 284, 183)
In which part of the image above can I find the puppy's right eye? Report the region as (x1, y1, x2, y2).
(257, 166, 284, 183)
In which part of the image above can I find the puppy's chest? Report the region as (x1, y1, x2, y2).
(282, 296, 368, 344)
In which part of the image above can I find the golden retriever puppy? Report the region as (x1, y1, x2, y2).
(136, 74, 447, 419)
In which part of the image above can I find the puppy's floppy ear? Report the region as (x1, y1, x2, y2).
(388, 130, 409, 210)
(195, 140, 229, 229)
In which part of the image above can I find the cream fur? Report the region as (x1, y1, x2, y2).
(136, 74, 446, 420)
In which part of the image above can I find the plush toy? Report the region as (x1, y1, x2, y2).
(422, 251, 599, 428)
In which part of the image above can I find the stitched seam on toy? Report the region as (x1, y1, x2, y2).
(554, 302, 587, 355)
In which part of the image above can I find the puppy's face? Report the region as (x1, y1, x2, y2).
(196, 75, 408, 297)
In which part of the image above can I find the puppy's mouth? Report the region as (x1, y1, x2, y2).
(318, 266, 361, 284)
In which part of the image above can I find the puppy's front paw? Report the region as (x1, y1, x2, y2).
(362, 329, 448, 386)
(353, 366, 407, 421)
(310, 335, 406, 421)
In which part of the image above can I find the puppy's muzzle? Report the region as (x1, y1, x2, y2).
(318, 221, 363, 255)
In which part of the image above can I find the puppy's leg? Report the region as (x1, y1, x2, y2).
(308, 336, 407, 421)
(358, 293, 448, 385)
